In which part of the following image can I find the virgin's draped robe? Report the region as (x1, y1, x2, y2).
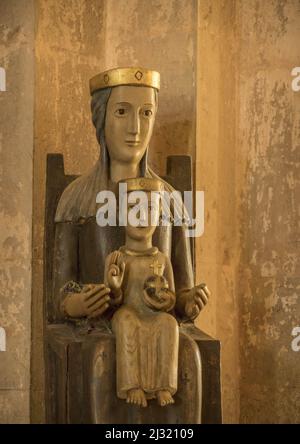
(107, 246, 179, 399)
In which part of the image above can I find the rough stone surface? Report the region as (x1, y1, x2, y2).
(103, 0, 197, 174)
(0, 0, 34, 424)
(196, 0, 240, 423)
(237, 0, 300, 424)
(196, 0, 300, 423)
(31, 0, 106, 423)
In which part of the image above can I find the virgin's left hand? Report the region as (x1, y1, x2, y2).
(184, 284, 211, 319)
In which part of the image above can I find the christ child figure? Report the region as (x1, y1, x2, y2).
(105, 178, 179, 408)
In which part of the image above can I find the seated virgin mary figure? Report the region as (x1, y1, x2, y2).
(52, 67, 210, 423)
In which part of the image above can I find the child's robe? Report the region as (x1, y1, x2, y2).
(105, 246, 179, 399)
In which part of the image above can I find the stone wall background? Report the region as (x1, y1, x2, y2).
(196, 0, 240, 422)
(31, 0, 105, 420)
(0, 0, 35, 423)
(237, 0, 300, 423)
(196, 0, 300, 423)
(0, 0, 299, 424)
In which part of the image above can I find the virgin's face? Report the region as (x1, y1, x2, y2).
(104, 85, 157, 164)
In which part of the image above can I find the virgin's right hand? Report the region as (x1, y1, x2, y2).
(62, 284, 111, 318)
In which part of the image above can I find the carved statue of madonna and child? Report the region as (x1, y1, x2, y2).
(47, 67, 217, 424)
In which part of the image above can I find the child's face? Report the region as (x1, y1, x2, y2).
(125, 191, 160, 241)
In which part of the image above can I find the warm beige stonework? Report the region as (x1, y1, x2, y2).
(102, 0, 197, 174)
(196, 0, 300, 423)
(196, 0, 240, 423)
(237, 0, 300, 424)
(31, 0, 105, 421)
(0, 0, 35, 424)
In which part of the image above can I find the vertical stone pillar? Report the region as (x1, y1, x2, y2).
(0, 0, 35, 423)
(195, 0, 240, 423)
(237, 0, 300, 424)
(196, 0, 300, 424)
(31, 0, 106, 422)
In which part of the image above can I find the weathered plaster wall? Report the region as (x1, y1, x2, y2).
(103, 0, 197, 174)
(31, 0, 105, 422)
(196, 0, 240, 424)
(237, 0, 300, 424)
(31, 0, 197, 423)
(0, 0, 34, 423)
(196, 0, 300, 424)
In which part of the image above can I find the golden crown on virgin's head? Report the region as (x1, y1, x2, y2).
(89, 67, 160, 94)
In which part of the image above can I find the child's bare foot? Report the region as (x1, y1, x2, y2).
(156, 390, 175, 407)
(126, 388, 147, 407)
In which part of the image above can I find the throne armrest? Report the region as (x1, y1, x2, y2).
(181, 323, 222, 424)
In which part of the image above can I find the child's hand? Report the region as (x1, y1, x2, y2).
(107, 251, 125, 291)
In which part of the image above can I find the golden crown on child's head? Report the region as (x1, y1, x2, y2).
(118, 177, 164, 193)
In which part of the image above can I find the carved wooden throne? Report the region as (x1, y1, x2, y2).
(44, 154, 222, 424)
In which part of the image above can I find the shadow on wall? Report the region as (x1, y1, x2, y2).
(150, 119, 193, 174)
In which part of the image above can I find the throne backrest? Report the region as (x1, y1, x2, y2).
(44, 154, 194, 323)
